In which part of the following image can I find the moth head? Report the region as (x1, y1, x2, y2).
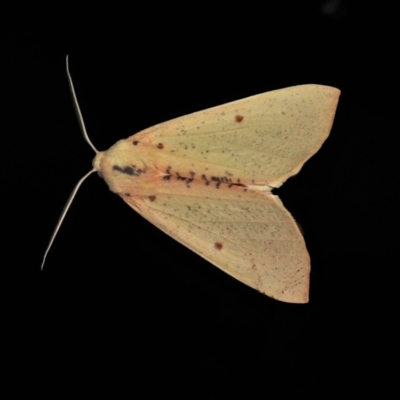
(93, 139, 147, 194)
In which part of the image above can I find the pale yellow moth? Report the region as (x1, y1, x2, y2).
(43, 58, 340, 303)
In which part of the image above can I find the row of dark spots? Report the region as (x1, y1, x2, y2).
(176, 171, 195, 187)
(113, 165, 144, 176)
(201, 174, 244, 189)
(163, 167, 195, 187)
(132, 140, 195, 153)
(123, 192, 170, 203)
(162, 167, 245, 189)
(132, 140, 165, 150)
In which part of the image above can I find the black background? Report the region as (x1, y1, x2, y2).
(4, 1, 396, 396)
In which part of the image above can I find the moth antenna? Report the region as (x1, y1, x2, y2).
(41, 168, 96, 270)
(42, 56, 99, 270)
(66, 55, 98, 154)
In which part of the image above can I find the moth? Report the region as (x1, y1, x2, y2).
(43, 58, 340, 304)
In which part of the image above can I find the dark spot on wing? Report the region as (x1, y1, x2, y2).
(157, 143, 164, 149)
(235, 115, 244, 122)
(176, 172, 186, 181)
(132, 140, 139, 145)
(201, 174, 210, 185)
(163, 166, 172, 180)
(113, 165, 143, 176)
(215, 242, 223, 250)
(149, 195, 156, 202)
(113, 165, 135, 175)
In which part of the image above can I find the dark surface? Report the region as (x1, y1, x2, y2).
(4, 1, 396, 395)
